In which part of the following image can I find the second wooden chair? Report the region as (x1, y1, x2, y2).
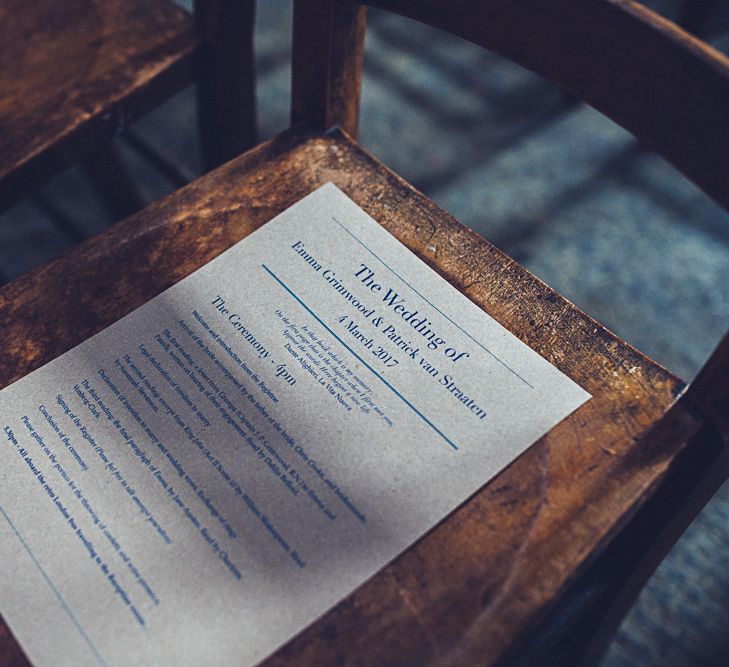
(0, 0, 256, 216)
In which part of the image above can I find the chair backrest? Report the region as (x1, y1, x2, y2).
(290, 0, 729, 448)
(290, 7, 729, 659)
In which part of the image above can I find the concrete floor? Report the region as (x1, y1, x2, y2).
(1, 1, 728, 664)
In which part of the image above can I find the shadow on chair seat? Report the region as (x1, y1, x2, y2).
(0, 125, 704, 666)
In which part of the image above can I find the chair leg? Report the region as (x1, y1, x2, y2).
(502, 418, 729, 667)
(548, 425, 729, 666)
(194, 0, 258, 172)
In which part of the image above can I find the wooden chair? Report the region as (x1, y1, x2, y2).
(1, 0, 728, 664)
(0, 0, 256, 216)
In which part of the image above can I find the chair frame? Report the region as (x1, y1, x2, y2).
(0, 0, 257, 214)
(290, 0, 729, 662)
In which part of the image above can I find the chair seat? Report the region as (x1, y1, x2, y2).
(0, 127, 687, 666)
(0, 0, 198, 209)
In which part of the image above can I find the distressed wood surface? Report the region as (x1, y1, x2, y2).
(0, 0, 198, 212)
(0, 128, 692, 665)
(363, 0, 729, 213)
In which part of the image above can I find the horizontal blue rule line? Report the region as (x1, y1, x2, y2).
(261, 264, 459, 451)
(0, 501, 108, 667)
(331, 215, 534, 389)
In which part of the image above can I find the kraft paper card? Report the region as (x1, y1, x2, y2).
(0, 183, 590, 666)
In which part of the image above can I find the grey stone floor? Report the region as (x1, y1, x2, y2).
(1, 1, 728, 664)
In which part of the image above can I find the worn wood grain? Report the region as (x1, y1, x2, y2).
(3, 1, 728, 663)
(362, 0, 729, 212)
(0, 128, 694, 666)
(507, 416, 729, 666)
(0, 0, 199, 212)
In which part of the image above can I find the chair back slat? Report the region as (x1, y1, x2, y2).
(353, 0, 729, 212)
(292, 0, 366, 137)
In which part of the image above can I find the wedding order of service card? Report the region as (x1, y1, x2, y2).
(0, 184, 590, 666)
